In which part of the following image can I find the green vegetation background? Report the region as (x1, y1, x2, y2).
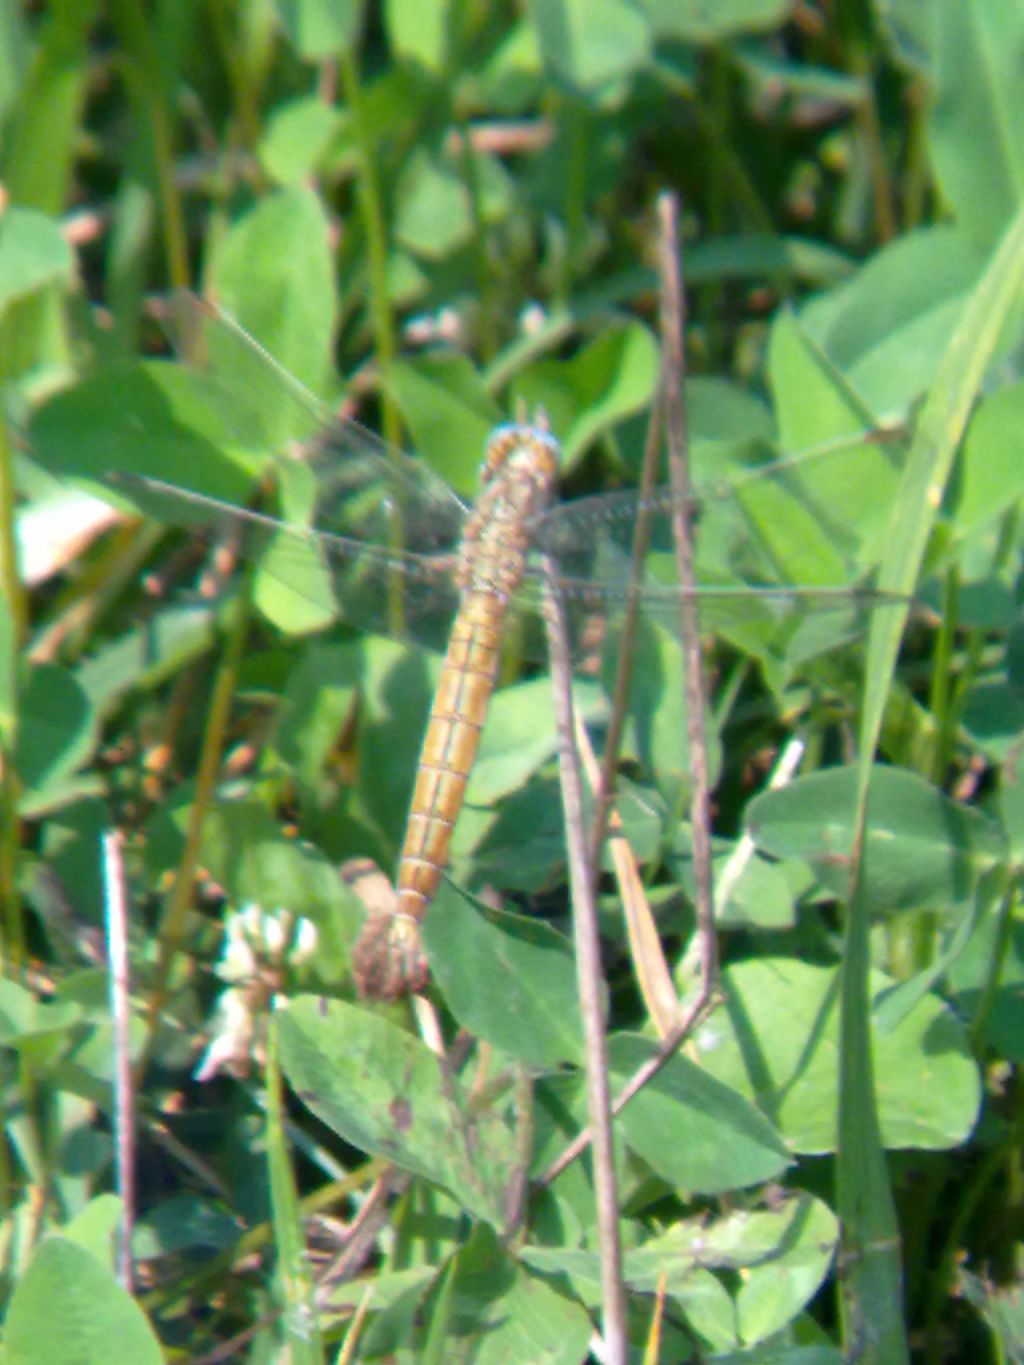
(2, 1, 1024, 1361)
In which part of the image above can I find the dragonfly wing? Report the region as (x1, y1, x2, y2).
(157, 292, 472, 550)
(533, 429, 905, 587)
(121, 472, 465, 651)
(507, 572, 892, 673)
(265, 519, 463, 652)
(510, 429, 908, 666)
(115, 294, 477, 647)
(161, 290, 331, 454)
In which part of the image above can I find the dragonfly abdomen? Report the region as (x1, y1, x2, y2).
(352, 423, 559, 1000)
(396, 590, 508, 919)
(350, 591, 508, 999)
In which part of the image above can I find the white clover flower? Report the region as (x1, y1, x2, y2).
(197, 903, 318, 1083)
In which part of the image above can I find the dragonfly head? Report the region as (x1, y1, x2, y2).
(481, 422, 560, 493)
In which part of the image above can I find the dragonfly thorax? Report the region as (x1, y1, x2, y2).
(454, 424, 560, 596)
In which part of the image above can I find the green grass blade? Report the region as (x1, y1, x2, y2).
(267, 1015, 324, 1363)
(840, 203, 1024, 1363)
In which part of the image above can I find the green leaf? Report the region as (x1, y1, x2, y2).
(0, 976, 81, 1045)
(464, 677, 568, 805)
(635, 0, 789, 41)
(259, 96, 345, 187)
(731, 1197, 840, 1346)
(443, 1227, 593, 1363)
(607, 618, 700, 784)
(4, 1237, 162, 1365)
(609, 1033, 792, 1194)
(355, 638, 435, 849)
(962, 659, 1024, 759)
(443, 676, 605, 893)
(747, 764, 1005, 911)
(526, 0, 651, 92)
(916, 0, 1024, 247)
(424, 885, 582, 1067)
(769, 307, 886, 452)
(277, 996, 521, 1226)
(709, 846, 806, 929)
(512, 320, 658, 472)
(695, 958, 981, 1154)
(394, 150, 473, 259)
(247, 455, 339, 634)
(386, 0, 448, 69)
(686, 376, 774, 452)
(621, 1192, 839, 1349)
(273, 641, 362, 791)
(133, 1194, 243, 1257)
(386, 353, 502, 498)
(29, 360, 270, 501)
(685, 232, 855, 287)
(737, 48, 868, 104)
(60, 1195, 124, 1265)
(798, 226, 985, 415)
(208, 188, 339, 423)
(36, 799, 110, 947)
(74, 604, 220, 714)
(766, 312, 908, 580)
(254, 526, 338, 635)
(953, 381, 1024, 534)
(455, 775, 566, 896)
(524, 1190, 839, 1352)
(0, 207, 73, 313)
(479, 17, 544, 101)
(15, 663, 97, 815)
(272, 0, 363, 57)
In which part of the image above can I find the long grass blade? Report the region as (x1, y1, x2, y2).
(841, 203, 1024, 1363)
(266, 1015, 324, 1363)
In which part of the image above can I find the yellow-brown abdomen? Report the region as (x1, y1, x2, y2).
(395, 591, 507, 920)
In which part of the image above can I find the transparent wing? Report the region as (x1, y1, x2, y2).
(126, 294, 908, 664)
(113, 293, 481, 648)
(508, 426, 909, 665)
(154, 292, 471, 557)
(120, 470, 468, 652)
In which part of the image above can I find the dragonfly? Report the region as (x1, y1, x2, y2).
(109, 296, 908, 999)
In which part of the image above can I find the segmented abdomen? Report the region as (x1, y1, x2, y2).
(395, 589, 507, 920)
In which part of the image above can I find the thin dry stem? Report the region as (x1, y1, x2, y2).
(539, 192, 725, 1188)
(543, 556, 627, 1365)
(656, 190, 718, 1009)
(103, 830, 135, 1290)
(588, 395, 666, 869)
